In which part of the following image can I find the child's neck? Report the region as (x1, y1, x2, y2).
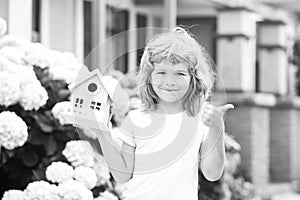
(155, 101, 184, 114)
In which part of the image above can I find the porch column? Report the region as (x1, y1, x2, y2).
(40, 0, 50, 47)
(128, 6, 137, 73)
(74, 0, 84, 62)
(0, 0, 32, 40)
(270, 97, 300, 182)
(163, 0, 177, 29)
(216, 8, 257, 92)
(223, 93, 274, 192)
(257, 20, 288, 95)
(91, 0, 106, 71)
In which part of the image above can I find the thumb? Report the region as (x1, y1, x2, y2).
(218, 104, 234, 112)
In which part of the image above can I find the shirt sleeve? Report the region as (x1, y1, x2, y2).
(113, 113, 136, 147)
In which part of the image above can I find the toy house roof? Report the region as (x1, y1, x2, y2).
(68, 66, 117, 100)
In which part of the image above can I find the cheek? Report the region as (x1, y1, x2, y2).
(182, 77, 191, 88)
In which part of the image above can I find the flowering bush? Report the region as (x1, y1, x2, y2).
(0, 17, 120, 199)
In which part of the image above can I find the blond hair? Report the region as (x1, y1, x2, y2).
(138, 27, 216, 116)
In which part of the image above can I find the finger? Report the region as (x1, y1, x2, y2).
(218, 104, 234, 112)
(201, 113, 211, 122)
(201, 115, 211, 126)
(202, 109, 213, 116)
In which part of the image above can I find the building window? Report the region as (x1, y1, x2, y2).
(176, 17, 217, 62)
(32, 0, 41, 42)
(137, 14, 147, 67)
(106, 6, 129, 73)
(84, 0, 93, 67)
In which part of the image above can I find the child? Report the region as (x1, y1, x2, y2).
(93, 27, 234, 200)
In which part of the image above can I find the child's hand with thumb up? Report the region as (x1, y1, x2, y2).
(201, 102, 234, 130)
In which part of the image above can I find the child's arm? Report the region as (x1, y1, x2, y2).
(91, 115, 136, 184)
(199, 103, 234, 181)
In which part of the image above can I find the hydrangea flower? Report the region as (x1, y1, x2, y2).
(74, 166, 97, 189)
(95, 191, 118, 200)
(0, 55, 21, 74)
(51, 101, 73, 125)
(19, 82, 48, 111)
(2, 190, 26, 200)
(57, 179, 93, 200)
(0, 17, 7, 37)
(46, 161, 74, 184)
(92, 155, 111, 186)
(0, 111, 28, 150)
(24, 180, 59, 200)
(0, 46, 26, 65)
(14, 66, 39, 86)
(0, 34, 29, 49)
(24, 49, 53, 69)
(62, 140, 95, 167)
(0, 72, 21, 107)
(49, 51, 81, 84)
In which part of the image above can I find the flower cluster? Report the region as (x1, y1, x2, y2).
(45, 161, 74, 183)
(2, 190, 26, 200)
(57, 179, 93, 200)
(62, 140, 111, 187)
(0, 111, 28, 150)
(24, 181, 59, 200)
(23, 41, 81, 83)
(0, 72, 21, 107)
(92, 155, 111, 186)
(19, 80, 49, 111)
(0, 44, 49, 111)
(94, 191, 119, 200)
(106, 70, 140, 126)
(51, 101, 73, 125)
(62, 140, 95, 167)
(74, 166, 98, 189)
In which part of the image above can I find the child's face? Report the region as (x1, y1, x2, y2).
(151, 60, 191, 104)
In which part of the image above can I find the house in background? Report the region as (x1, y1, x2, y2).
(1, 0, 300, 196)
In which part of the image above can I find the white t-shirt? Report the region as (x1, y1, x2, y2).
(114, 109, 209, 200)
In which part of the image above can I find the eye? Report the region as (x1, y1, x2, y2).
(157, 71, 166, 75)
(177, 72, 187, 76)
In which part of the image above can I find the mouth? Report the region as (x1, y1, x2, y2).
(159, 87, 179, 92)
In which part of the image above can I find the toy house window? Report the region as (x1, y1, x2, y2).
(75, 98, 84, 108)
(90, 101, 101, 111)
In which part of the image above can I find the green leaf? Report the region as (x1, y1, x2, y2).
(32, 113, 54, 133)
(1, 149, 8, 165)
(58, 89, 71, 100)
(28, 128, 49, 145)
(43, 135, 57, 156)
(32, 168, 45, 181)
(6, 149, 15, 158)
(21, 147, 39, 167)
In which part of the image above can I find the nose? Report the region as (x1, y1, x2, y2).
(164, 74, 176, 87)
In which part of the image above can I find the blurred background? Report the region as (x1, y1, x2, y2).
(1, 0, 300, 199)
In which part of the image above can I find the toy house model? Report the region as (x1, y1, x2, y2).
(62, 66, 113, 130)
